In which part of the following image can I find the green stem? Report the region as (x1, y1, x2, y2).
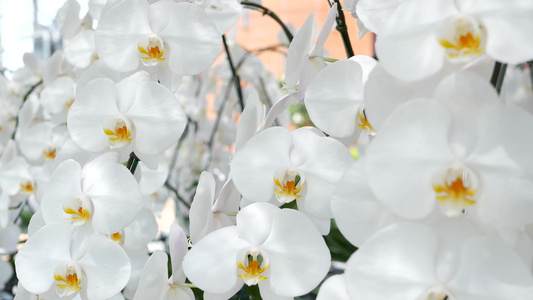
(490, 62, 507, 95)
(12, 80, 43, 139)
(126, 152, 140, 174)
(529, 61, 533, 94)
(222, 35, 245, 112)
(330, 0, 354, 58)
(165, 181, 191, 209)
(239, 284, 248, 300)
(241, 1, 294, 43)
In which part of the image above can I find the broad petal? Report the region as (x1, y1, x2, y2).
(132, 250, 169, 300)
(237, 202, 279, 246)
(284, 14, 316, 89)
(156, 2, 222, 75)
(183, 226, 249, 294)
(41, 159, 83, 225)
(85, 163, 142, 234)
(15, 223, 72, 294)
(331, 159, 397, 248)
(345, 223, 439, 299)
(305, 59, 363, 137)
(316, 274, 349, 300)
(127, 81, 186, 155)
(470, 105, 533, 228)
(298, 134, 353, 219)
(365, 99, 455, 219)
(79, 234, 131, 300)
(169, 223, 189, 282)
(477, 1, 533, 64)
(94, 0, 152, 72)
(67, 78, 119, 152)
(448, 236, 533, 298)
(189, 171, 216, 245)
(231, 127, 292, 203)
(262, 208, 330, 297)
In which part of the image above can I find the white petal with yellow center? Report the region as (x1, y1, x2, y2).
(438, 16, 486, 62)
(137, 34, 166, 67)
(54, 262, 83, 297)
(103, 114, 134, 149)
(237, 248, 269, 286)
(273, 168, 305, 204)
(432, 167, 479, 218)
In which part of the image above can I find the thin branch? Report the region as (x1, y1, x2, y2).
(330, 0, 354, 58)
(165, 181, 191, 210)
(241, 1, 294, 43)
(126, 152, 140, 174)
(490, 61, 507, 95)
(12, 80, 43, 139)
(222, 35, 245, 111)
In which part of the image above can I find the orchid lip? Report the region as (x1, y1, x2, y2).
(103, 114, 134, 149)
(138, 34, 166, 67)
(237, 248, 269, 286)
(438, 16, 486, 62)
(273, 168, 305, 204)
(432, 166, 479, 218)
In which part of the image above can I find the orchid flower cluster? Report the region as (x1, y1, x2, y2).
(1, 0, 533, 299)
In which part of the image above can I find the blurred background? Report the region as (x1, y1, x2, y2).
(0, 0, 374, 76)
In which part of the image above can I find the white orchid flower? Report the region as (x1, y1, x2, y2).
(183, 202, 331, 299)
(230, 126, 353, 234)
(95, 0, 222, 76)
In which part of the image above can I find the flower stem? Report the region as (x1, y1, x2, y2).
(11, 80, 43, 139)
(241, 2, 294, 43)
(126, 152, 140, 174)
(165, 181, 191, 209)
(490, 61, 507, 95)
(222, 35, 244, 112)
(239, 284, 248, 300)
(329, 0, 354, 58)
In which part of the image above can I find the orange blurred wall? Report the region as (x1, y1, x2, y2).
(235, 0, 375, 77)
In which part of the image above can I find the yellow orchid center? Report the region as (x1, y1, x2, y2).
(138, 34, 166, 66)
(66, 99, 74, 110)
(103, 115, 133, 148)
(273, 169, 304, 204)
(433, 168, 478, 217)
(63, 195, 92, 226)
(19, 180, 34, 194)
(54, 267, 82, 297)
(237, 252, 269, 286)
(111, 232, 123, 243)
(356, 106, 376, 136)
(438, 17, 485, 61)
(43, 147, 57, 161)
